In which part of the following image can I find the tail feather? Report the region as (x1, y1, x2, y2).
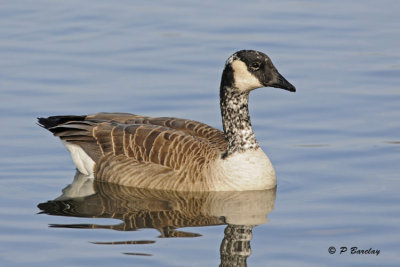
(38, 115, 100, 173)
(37, 115, 86, 131)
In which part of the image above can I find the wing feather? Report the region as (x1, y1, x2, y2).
(41, 112, 226, 190)
(86, 112, 226, 150)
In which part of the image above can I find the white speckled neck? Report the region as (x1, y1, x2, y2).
(220, 86, 259, 158)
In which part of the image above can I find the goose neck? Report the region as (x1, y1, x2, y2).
(220, 86, 259, 158)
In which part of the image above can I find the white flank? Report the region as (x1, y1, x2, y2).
(62, 141, 95, 176)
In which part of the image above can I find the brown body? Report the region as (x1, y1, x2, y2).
(50, 112, 226, 191)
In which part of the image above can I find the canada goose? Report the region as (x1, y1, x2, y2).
(38, 50, 295, 191)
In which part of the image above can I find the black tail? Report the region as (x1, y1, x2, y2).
(37, 115, 86, 131)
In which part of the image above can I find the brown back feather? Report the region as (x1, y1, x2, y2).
(87, 112, 226, 149)
(48, 112, 226, 190)
(51, 113, 226, 169)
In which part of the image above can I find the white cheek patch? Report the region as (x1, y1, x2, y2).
(231, 60, 263, 91)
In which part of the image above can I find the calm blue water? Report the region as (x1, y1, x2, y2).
(1, 1, 399, 266)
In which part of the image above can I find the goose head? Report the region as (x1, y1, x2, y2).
(221, 50, 296, 93)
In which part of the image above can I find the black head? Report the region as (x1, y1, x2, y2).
(221, 50, 296, 92)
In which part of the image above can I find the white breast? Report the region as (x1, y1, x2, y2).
(210, 148, 276, 191)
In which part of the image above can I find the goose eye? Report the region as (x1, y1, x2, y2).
(251, 62, 261, 70)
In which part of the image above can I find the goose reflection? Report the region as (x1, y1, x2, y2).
(38, 172, 276, 266)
